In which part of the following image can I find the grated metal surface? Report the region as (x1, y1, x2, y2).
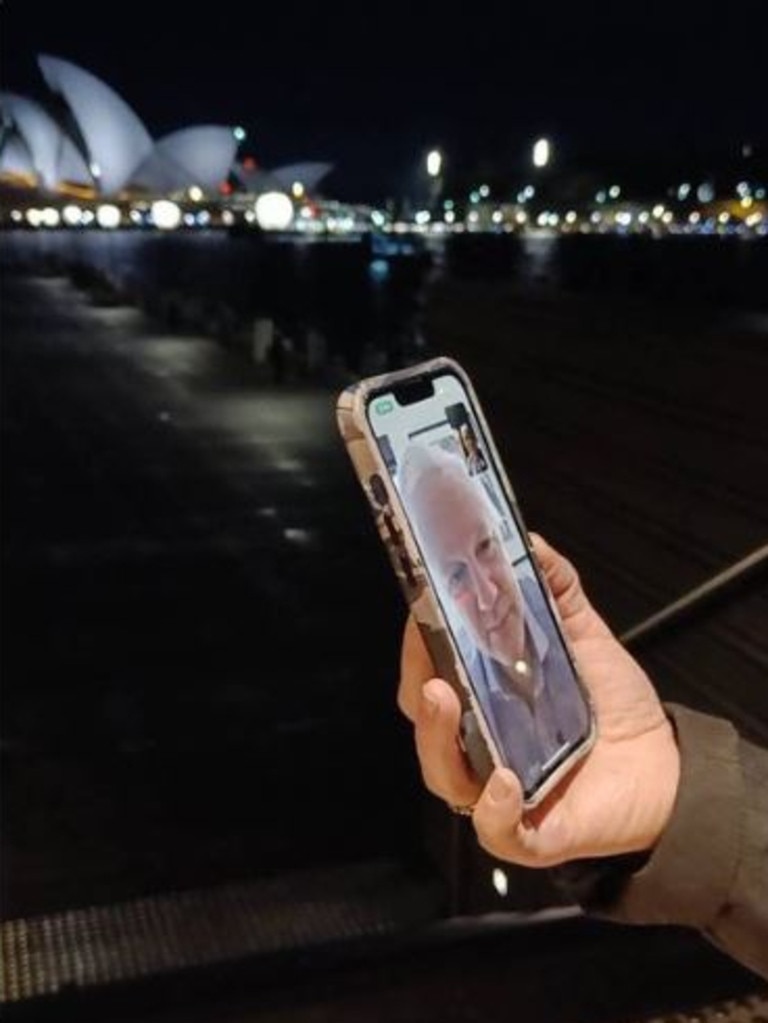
(637, 992, 768, 1022)
(0, 859, 443, 1004)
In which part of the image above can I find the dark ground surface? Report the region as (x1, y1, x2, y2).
(1, 271, 422, 920)
(2, 264, 767, 1019)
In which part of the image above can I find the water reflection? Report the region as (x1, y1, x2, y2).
(519, 234, 561, 290)
(4, 228, 767, 384)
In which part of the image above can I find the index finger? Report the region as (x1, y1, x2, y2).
(397, 614, 436, 721)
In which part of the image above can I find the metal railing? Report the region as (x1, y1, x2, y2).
(620, 543, 768, 647)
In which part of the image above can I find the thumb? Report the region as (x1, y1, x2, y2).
(473, 769, 578, 868)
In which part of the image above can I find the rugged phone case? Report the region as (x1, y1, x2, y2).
(336, 355, 595, 805)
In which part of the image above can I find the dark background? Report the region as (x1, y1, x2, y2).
(2, 0, 766, 202)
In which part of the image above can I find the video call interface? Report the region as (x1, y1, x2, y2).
(367, 372, 588, 790)
(367, 371, 593, 795)
(368, 371, 532, 584)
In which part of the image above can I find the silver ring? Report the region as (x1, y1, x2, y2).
(449, 802, 476, 817)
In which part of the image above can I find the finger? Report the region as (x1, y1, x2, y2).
(473, 768, 575, 868)
(415, 678, 483, 807)
(397, 614, 435, 721)
(529, 533, 582, 608)
(529, 533, 611, 638)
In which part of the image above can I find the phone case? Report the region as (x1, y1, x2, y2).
(337, 355, 595, 807)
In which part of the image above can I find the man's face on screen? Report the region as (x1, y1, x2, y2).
(412, 462, 525, 667)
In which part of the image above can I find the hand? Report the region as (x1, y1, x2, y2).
(397, 534, 681, 868)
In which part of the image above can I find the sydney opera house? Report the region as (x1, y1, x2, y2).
(0, 54, 335, 225)
(3, 56, 764, 239)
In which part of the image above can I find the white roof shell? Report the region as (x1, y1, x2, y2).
(0, 133, 35, 178)
(0, 91, 92, 189)
(131, 126, 238, 193)
(270, 162, 333, 193)
(38, 54, 153, 195)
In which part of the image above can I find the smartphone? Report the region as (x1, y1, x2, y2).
(337, 356, 595, 807)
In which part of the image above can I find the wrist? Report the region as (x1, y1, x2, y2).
(642, 718, 682, 853)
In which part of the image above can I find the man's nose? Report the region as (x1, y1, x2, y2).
(471, 561, 497, 611)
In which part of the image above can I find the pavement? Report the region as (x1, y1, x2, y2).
(2, 267, 766, 1021)
(2, 270, 419, 920)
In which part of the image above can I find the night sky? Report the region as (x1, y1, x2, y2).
(1, 1, 765, 202)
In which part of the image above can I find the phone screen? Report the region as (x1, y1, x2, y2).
(366, 369, 591, 799)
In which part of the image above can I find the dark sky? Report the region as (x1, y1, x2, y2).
(1, 1, 765, 202)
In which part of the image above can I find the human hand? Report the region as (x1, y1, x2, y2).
(397, 534, 681, 867)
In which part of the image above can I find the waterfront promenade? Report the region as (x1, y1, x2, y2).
(2, 261, 766, 1020)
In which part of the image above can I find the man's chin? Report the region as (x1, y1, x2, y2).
(477, 639, 510, 667)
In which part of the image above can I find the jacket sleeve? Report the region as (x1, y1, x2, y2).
(555, 703, 768, 980)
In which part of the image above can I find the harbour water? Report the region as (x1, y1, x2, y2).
(4, 228, 767, 377)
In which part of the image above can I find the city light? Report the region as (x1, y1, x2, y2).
(254, 191, 294, 231)
(697, 182, 715, 203)
(233, 126, 246, 142)
(609, 185, 621, 199)
(291, 181, 305, 199)
(532, 137, 551, 168)
(188, 186, 203, 202)
(96, 204, 121, 229)
(426, 149, 443, 178)
(151, 199, 182, 230)
(41, 207, 60, 227)
(62, 204, 83, 226)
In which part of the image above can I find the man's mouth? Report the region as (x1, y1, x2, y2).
(486, 603, 512, 634)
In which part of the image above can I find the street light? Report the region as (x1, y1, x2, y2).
(426, 149, 443, 178)
(425, 149, 444, 218)
(532, 138, 551, 168)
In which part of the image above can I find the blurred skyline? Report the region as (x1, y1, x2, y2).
(1, 1, 765, 203)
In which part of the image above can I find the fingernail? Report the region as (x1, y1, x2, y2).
(488, 772, 513, 803)
(421, 691, 439, 720)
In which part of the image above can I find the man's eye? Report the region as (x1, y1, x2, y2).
(448, 565, 469, 592)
